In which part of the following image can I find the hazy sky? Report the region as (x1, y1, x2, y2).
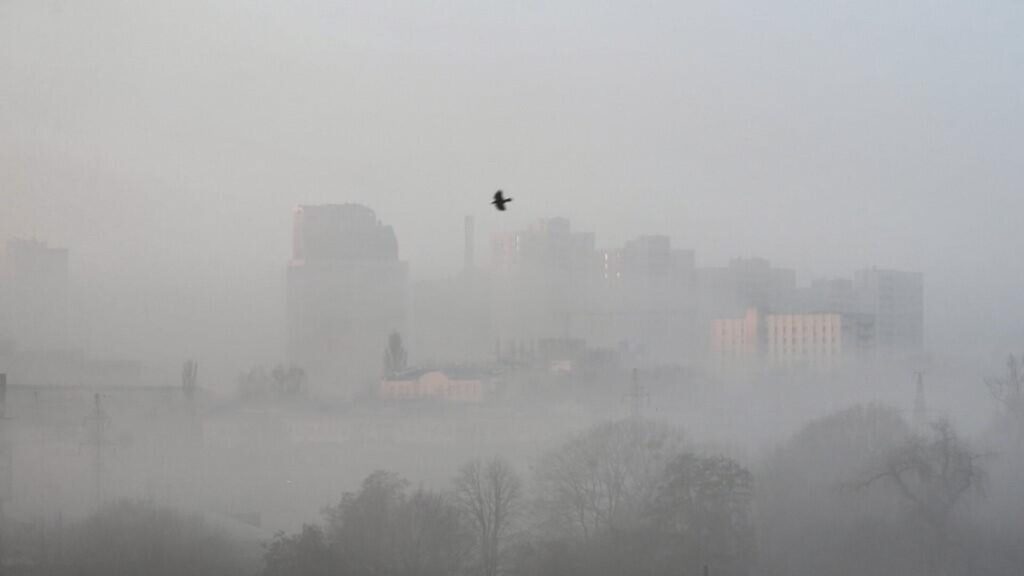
(2, 1, 1022, 366)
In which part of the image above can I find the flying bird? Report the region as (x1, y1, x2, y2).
(492, 190, 512, 211)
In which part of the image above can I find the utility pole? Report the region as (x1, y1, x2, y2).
(624, 368, 649, 424)
(182, 360, 198, 403)
(913, 370, 927, 432)
(0, 374, 9, 576)
(83, 393, 110, 509)
(182, 360, 202, 509)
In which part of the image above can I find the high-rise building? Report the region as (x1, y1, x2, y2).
(726, 257, 797, 312)
(490, 218, 599, 346)
(696, 257, 797, 359)
(0, 239, 70, 351)
(711, 308, 761, 366)
(797, 277, 857, 315)
(697, 258, 797, 318)
(491, 221, 698, 365)
(595, 235, 696, 363)
(286, 205, 408, 398)
(709, 266, 924, 371)
(712, 308, 843, 370)
(854, 268, 924, 355)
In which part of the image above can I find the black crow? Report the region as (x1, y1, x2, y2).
(492, 190, 512, 211)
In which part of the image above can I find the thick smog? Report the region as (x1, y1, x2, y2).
(1, 2, 1023, 575)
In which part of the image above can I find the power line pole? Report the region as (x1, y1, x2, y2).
(83, 393, 110, 509)
(0, 374, 9, 576)
(913, 370, 927, 432)
(182, 360, 202, 508)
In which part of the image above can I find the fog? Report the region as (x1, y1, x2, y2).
(1, 1, 1023, 575)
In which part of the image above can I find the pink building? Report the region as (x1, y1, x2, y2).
(711, 308, 843, 370)
(711, 308, 760, 364)
(379, 370, 482, 403)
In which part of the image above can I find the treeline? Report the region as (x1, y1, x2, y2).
(265, 420, 753, 576)
(3, 500, 256, 576)
(264, 400, 1024, 576)
(8, 373, 1024, 576)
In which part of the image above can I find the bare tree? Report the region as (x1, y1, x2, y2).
(324, 470, 409, 575)
(264, 524, 333, 576)
(52, 501, 252, 576)
(986, 354, 1024, 407)
(654, 454, 756, 575)
(758, 404, 914, 576)
(986, 354, 1024, 445)
(455, 458, 523, 576)
(862, 418, 986, 574)
(396, 488, 473, 576)
(534, 419, 680, 542)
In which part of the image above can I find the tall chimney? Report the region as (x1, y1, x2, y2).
(464, 215, 475, 272)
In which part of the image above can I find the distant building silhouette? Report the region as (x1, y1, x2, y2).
(709, 266, 924, 372)
(0, 239, 70, 352)
(696, 257, 797, 321)
(291, 203, 399, 262)
(379, 367, 484, 404)
(594, 235, 697, 363)
(712, 308, 844, 371)
(854, 268, 924, 356)
(286, 204, 408, 399)
(490, 218, 596, 347)
(490, 219, 697, 366)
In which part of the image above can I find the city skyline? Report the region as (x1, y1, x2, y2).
(2, 3, 1022, 574)
(2, 206, 927, 382)
(3, 2, 1022, 366)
